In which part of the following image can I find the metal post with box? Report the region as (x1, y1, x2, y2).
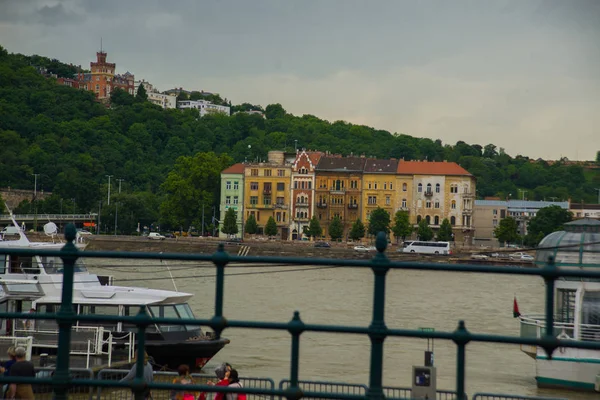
(412, 327, 437, 400)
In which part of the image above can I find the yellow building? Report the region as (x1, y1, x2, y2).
(244, 152, 292, 239)
(314, 156, 366, 239)
(361, 158, 399, 224)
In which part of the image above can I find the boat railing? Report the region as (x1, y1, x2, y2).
(0, 335, 33, 361)
(14, 325, 106, 354)
(519, 314, 600, 342)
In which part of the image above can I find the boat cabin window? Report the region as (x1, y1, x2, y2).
(0, 255, 5, 274)
(556, 289, 576, 323)
(5, 256, 40, 274)
(123, 306, 159, 333)
(581, 292, 600, 342)
(42, 257, 87, 274)
(148, 304, 197, 332)
(79, 305, 119, 330)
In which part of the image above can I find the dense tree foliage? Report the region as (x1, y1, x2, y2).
(244, 214, 258, 235)
(349, 219, 366, 241)
(524, 206, 573, 247)
(392, 210, 412, 242)
(329, 216, 344, 241)
(222, 208, 238, 236)
(264, 216, 277, 237)
(494, 217, 520, 245)
(437, 218, 453, 242)
(307, 216, 322, 239)
(416, 219, 434, 241)
(0, 46, 598, 234)
(368, 207, 391, 236)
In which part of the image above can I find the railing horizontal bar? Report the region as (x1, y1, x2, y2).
(3, 313, 600, 351)
(0, 377, 365, 399)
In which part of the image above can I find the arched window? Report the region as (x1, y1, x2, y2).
(426, 183, 432, 193)
(451, 216, 456, 225)
(434, 201, 440, 208)
(417, 215, 422, 223)
(434, 216, 439, 225)
(402, 183, 407, 192)
(401, 198, 407, 208)
(426, 215, 431, 224)
(417, 183, 423, 193)
(451, 200, 456, 209)
(435, 183, 440, 193)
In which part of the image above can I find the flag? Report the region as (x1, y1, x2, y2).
(513, 296, 521, 318)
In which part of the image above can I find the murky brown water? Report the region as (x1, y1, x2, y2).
(87, 258, 595, 399)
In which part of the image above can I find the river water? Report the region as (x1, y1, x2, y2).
(87, 258, 594, 399)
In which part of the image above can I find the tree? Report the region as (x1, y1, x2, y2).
(136, 83, 148, 102)
(349, 218, 366, 241)
(596, 150, 600, 165)
(494, 217, 520, 245)
(329, 216, 344, 241)
(110, 87, 134, 106)
(525, 205, 573, 246)
(265, 103, 286, 120)
(392, 210, 412, 242)
(0, 194, 5, 213)
(437, 218, 453, 241)
(417, 219, 434, 241)
(159, 152, 232, 230)
(222, 207, 238, 236)
(368, 207, 391, 236)
(245, 214, 258, 235)
(264, 216, 278, 237)
(307, 216, 322, 239)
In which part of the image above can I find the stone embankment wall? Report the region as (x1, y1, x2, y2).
(0, 188, 53, 209)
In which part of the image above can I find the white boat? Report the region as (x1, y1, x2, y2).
(518, 218, 600, 392)
(0, 213, 229, 369)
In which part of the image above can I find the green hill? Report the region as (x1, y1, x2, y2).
(0, 45, 598, 233)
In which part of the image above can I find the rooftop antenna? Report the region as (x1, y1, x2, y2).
(100, 37, 103, 53)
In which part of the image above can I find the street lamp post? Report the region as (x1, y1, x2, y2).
(106, 175, 113, 206)
(117, 179, 125, 194)
(32, 173, 40, 231)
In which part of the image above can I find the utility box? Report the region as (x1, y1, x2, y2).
(412, 366, 436, 400)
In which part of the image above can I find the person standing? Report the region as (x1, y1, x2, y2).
(6, 347, 35, 400)
(120, 351, 153, 399)
(226, 369, 246, 400)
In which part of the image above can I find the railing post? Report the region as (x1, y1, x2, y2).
(53, 223, 78, 400)
(453, 321, 470, 400)
(211, 243, 229, 338)
(541, 256, 558, 359)
(286, 311, 305, 400)
(367, 232, 390, 400)
(133, 306, 148, 400)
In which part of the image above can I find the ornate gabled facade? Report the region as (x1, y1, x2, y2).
(396, 160, 476, 239)
(314, 156, 367, 239)
(289, 150, 324, 240)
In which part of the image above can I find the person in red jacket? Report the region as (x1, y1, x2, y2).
(198, 363, 231, 400)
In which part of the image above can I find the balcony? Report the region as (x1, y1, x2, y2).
(294, 217, 309, 222)
(295, 202, 309, 207)
(274, 203, 287, 209)
(330, 188, 346, 194)
(263, 189, 272, 195)
(462, 208, 472, 215)
(424, 190, 433, 197)
(257, 204, 274, 209)
(348, 204, 358, 209)
(316, 202, 327, 208)
(462, 192, 475, 198)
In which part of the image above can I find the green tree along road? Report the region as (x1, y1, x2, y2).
(368, 207, 391, 237)
(329, 216, 344, 241)
(307, 216, 322, 239)
(349, 219, 366, 241)
(264, 216, 278, 237)
(494, 217, 520, 245)
(416, 219, 434, 242)
(524, 205, 573, 247)
(437, 218, 453, 242)
(392, 210, 412, 243)
(221, 207, 238, 236)
(244, 214, 258, 235)
(0, 46, 598, 233)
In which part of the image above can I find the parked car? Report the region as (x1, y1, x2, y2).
(509, 252, 528, 260)
(148, 232, 166, 240)
(520, 254, 534, 261)
(163, 233, 175, 238)
(226, 238, 243, 245)
(470, 254, 489, 260)
(314, 241, 331, 248)
(77, 229, 93, 235)
(354, 245, 369, 253)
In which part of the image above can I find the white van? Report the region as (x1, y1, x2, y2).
(1, 226, 20, 236)
(402, 241, 451, 255)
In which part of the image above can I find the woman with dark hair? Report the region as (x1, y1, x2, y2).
(226, 369, 246, 400)
(170, 364, 196, 400)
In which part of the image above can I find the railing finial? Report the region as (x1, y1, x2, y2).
(64, 223, 77, 242)
(375, 231, 387, 253)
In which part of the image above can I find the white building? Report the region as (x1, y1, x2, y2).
(569, 202, 600, 220)
(177, 100, 230, 117)
(133, 80, 177, 109)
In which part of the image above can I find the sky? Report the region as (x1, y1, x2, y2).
(1, 0, 599, 161)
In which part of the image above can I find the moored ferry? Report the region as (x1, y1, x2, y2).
(518, 218, 600, 391)
(0, 214, 229, 369)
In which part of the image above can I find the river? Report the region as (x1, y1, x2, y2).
(87, 258, 594, 399)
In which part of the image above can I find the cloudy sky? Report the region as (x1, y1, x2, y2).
(1, 0, 599, 160)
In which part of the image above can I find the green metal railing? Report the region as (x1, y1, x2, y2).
(1, 225, 600, 400)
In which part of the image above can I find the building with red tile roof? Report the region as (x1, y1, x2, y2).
(396, 160, 472, 176)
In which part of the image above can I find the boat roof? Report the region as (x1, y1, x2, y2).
(36, 285, 193, 305)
